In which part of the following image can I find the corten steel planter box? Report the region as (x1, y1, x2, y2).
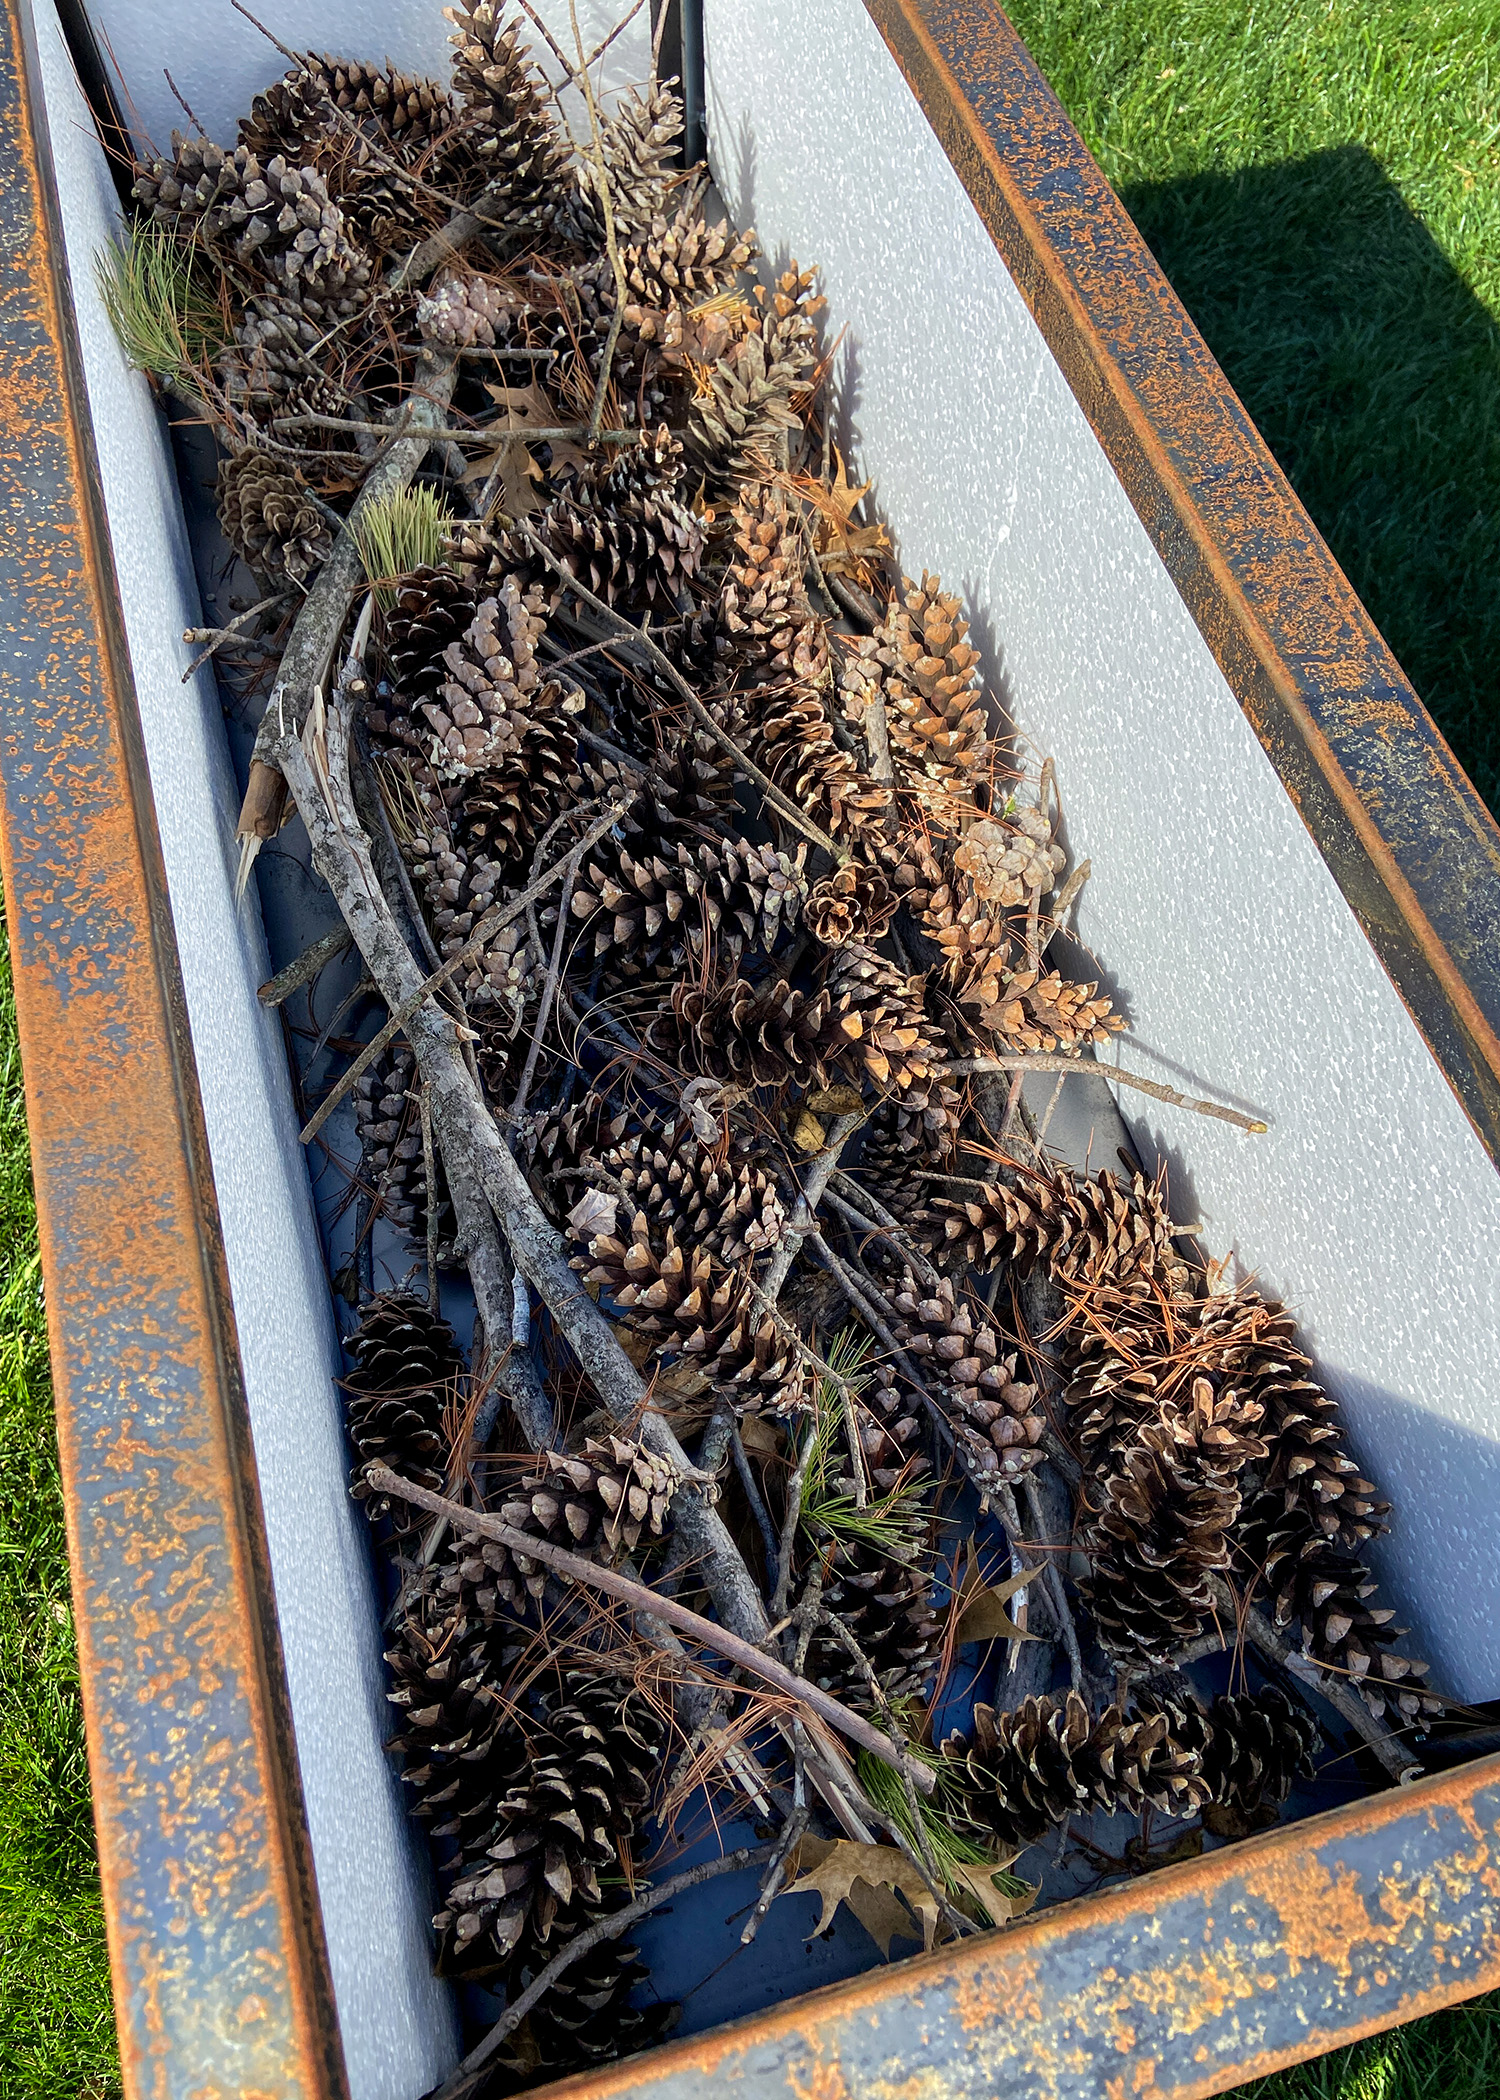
(3, 0, 1500, 2095)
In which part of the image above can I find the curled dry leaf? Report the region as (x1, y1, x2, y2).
(952, 1558, 1038, 1647)
(785, 1835, 939, 1956)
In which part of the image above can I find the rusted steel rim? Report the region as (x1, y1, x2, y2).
(866, 0, 1500, 1170)
(562, 1755, 1500, 2100)
(0, 0, 344, 2094)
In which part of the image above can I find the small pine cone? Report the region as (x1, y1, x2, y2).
(343, 1292, 463, 1525)
(860, 1365, 931, 1490)
(738, 676, 893, 839)
(937, 1160, 1194, 1298)
(825, 944, 946, 1095)
(578, 1210, 752, 1362)
(557, 78, 685, 247)
(953, 809, 1066, 906)
(805, 861, 899, 947)
(132, 133, 268, 245)
(465, 1435, 681, 1607)
(917, 877, 1014, 1018)
(219, 292, 350, 419)
(502, 426, 704, 612)
(717, 485, 813, 658)
(522, 1092, 631, 1216)
(810, 1523, 941, 1711)
(620, 208, 757, 315)
(520, 1887, 672, 2074)
(1079, 1379, 1267, 1666)
(217, 448, 332, 585)
(888, 1272, 1046, 1479)
(1234, 1492, 1440, 1721)
(434, 1672, 664, 1973)
(687, 266, 822, 483)
(417, 272, 521, 347)
(353, 1040, 447, 1242)
(444, 0, 571, 234)
(384, 1563, 529, 1842)
(982, 964, 1122, 1054)
(651, 972, 850, 1093)
(603, 1117, 786, 1266)
(376, 565, 481, 720)
(1200, 1686, 1320, 1823)
(412, 576, 579, 782)
(570, 827, 805, 981)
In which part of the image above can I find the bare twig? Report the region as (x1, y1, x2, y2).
(270, 414, 639, 445)
(298, 799, 626, 1147)
(760, 1111, 865, 1307)
(366, 1464, 938, 1791)
(568, 0, 628, 446)
(740, 1806, 808, 1946)
(509, 839, 583, 1127)
(721, 1406, 781, 1574)
(941, 1054, 1268, 1135)
(772, 1424, 820, 1622)
(430, 1843, 774, 2100)
(182, 591, 290, 678)
(257, 927, 351, 1008)
(420, 1082, 439, 1308)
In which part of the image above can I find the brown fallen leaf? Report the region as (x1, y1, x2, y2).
(786, 1835, 939, 1956)
(952, 1555, 1037, 1647)
(945, 1855, 1039, 1927)
(806, 1084, 864, 1115)
(791, 1109, 827, 1154)
(462, 382, 560, 517)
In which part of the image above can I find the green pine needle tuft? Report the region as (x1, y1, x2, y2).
(351, 486, 456, 608)
(95, 221, 222, 395)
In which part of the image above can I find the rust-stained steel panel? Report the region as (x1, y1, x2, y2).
(864, 0, 1500, 1170)
(0, 2, 346, 2095)
(564, 1756, 1500, 2100)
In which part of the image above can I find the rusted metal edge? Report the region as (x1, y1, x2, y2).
(864, 0, 1500, 1169)
(0, 2, 347, 2095)
(553, 1753, 1500, 2100)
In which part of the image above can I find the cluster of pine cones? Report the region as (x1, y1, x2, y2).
(129, 4, 1442, 2084)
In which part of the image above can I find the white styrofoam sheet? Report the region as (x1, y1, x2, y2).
(704, 0, 1500, 1701)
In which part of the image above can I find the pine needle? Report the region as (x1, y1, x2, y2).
(351, 485, 455, 607)
(95, 221, 223, 392)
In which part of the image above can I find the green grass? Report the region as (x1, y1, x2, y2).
(1006, 0, 1500, 811)
(0, 905, 120, 2100)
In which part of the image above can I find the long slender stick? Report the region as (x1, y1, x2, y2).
(270, 415, 639, 445)
(299, 800, 626, 1147)
(941, 1055, 1268, 1134)
(365, 1464, 937, 1791)
(430, 1843, 773, 2100)
(760, 1111, 865, 1306)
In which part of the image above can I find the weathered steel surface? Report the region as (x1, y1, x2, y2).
(558, 1756, 1500, 2100)
(0, 2, 345, 2095)
(865, 0, 1500, 1170)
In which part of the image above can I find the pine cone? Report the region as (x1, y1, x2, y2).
(570, 824, 805, 981)
(620, 207, 757, 318)
(810, 1521, 941, 1711)
(377, 565, 481, 715)
(444, 0, 571, 234)
(1078, 1378, 1266, 1666)
(888, 1273, 1047, 1480)
(557, 79, 685, 247)
(1200, 1687, 1319, 1827)
(384, 1560, 529, 1842)
(717, 485, 812, 658)
(651, 972, 851, 1093)
(945, 1690, 1210, 1850)
(824, 944, 946, 1095)
(936, 1160, 1193, 1296)
(520, 1887, 671, 2074)
(687, 265, 823, 483)
(860, 1365, 932, 1491)
(522, 1092, 631, 1217)
(343, 1291, 464, 1526)
(805, 862, 899, 947)
(602, 1117, 786, 1265)
(404, 819, 544, 1044)
(434, 1672, 664, 1973)
(733, 675, 892, 840)
(840, 574, 990, 818)
(457, 1435, 680, 1609)
(353, 1040, 448, 1242)
(417, 272, 523, 347)
(219, 292, 351, 419)
(953, 809, 1066, 908)
(217, 448, 332, 584)
(135, 138, 371, 310)
(404, 576, 579, 782)
(983, 964, 1121, 1054)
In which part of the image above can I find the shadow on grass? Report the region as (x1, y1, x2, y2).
(1121, 143, 1500, 814)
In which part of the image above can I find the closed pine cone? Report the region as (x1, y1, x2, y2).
(217, 449, 332, 584)
(810, 1522, 941, 1711)
(434, 1672, 664, 1974)
(841, 574, 991, 819)
(888, 1271, 1047, 1479)
(343, 1292, 464, 1528)
(1078, 1378, 1267, 1665)
(953, 809, 1066, 907)
(416, 271, 521, 347)
(717, 485, 813, 660)
(352, 1040, 448, 1243)
(402, 575, 577, 782)
(376, 564, 479, 715)
(383, 1560, 529, 1843)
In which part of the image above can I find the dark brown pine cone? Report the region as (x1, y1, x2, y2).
(451, 1435, 680, 1611)
(445, 0, 572, 234)
(521, 1092, 631, 1219)
(343, 1291, 464, 1529)
(384, 1557, 528, 1843)
(217, 448, 332, 585)
(650, 972, 851, 1093)
(809, 1520, 941, 1711)
(352, 1039, 446, 1243)
(518, 1886, 673, 2074)
(502, 427, 705, 613)
(434, 1672, 664, 1975)
(602, 1116, 786, 1266)
(570, 825, 805, 982)
(555, 78, 685, 248)
(1078, 1378, 1266, 1666)
(1199, 1686, 1320, 1828)
(376, 565, 479, 714)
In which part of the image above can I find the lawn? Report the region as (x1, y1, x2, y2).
(1005, 0, 1500, 814)
(3, 3, 1500, 2095)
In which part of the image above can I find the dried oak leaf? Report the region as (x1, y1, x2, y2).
(951, 1556, 1037, 1647)
(462, 382, 561, 516)
(785, 1836, 938, 1956)
(945, 1856, 1038, 1928)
